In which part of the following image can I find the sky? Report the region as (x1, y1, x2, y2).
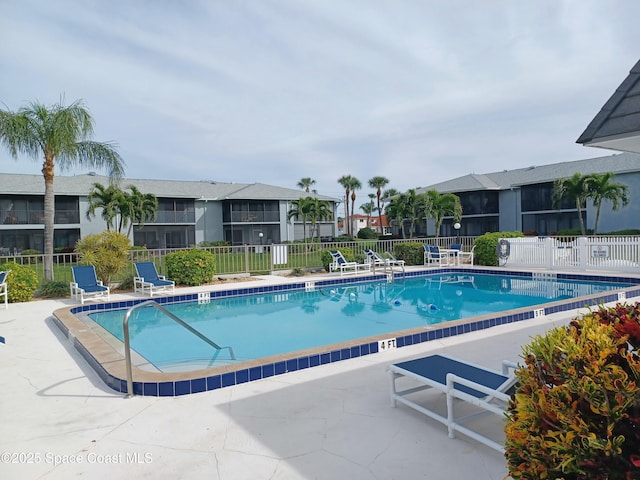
(1, 1, 640, 201)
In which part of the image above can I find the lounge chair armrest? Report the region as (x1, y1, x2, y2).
(158, 275, 167, 280)
(445, 373, 511, 404)
(501, 360, 519, 376)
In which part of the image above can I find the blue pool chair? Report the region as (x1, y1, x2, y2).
(134, 262, 175, 297)
(0, 269, 10, 309)
(389, 354, 518, 452)
(450, 243, 475, 265)
(424, 244, 453, 266)
(70, 265, 110, 304)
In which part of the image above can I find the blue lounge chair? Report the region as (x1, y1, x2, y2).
(70, 265, 110, 304)
(134, 262, 175, 297)
(389, 354, 517, 452)
(0, 270, 10, 309)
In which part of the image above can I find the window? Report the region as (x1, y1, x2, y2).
(457, 191, 499, 215)
(521, 183, 576, 212)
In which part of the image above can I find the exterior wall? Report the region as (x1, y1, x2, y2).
(279, 201, 295, 242)
(498, 189, 521, 232)
(79, 197, 110, 236)
(195, 200, 224, 245)
(587, 171, 640, 233)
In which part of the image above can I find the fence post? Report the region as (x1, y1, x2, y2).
(544, 237, 554, 270)
(244, 244, 250, 273)
(577, 237, 588, 271)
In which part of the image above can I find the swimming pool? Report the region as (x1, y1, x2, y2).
(52, 268, 640, 396)
(87, 272, 635, 372)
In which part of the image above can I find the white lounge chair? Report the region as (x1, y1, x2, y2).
(389, 354, 518, 452)
(364, 248, 405, 273)
(450, 243, 475, 265)
(70, 265, 110, 304)
(0, 270, 10, 308)
(134, 261, 175, 297)
(328, 250, 370, 276)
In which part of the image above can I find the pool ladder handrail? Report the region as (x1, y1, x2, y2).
(123, 300, 235, 397)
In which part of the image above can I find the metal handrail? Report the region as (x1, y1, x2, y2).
(123, 300, 235, 397)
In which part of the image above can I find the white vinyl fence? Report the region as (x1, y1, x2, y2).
(499, 236, 640, 272)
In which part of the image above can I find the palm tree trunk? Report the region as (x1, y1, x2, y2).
(42, 160, 55, 281)
(344, 193, 350, 237)
(576, 199, 586, 235)
(593, 203, 602, 235)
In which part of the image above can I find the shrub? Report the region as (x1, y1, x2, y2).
(505, 307, 640, 479)
(75, 231, 132, 286)
(1, 262, 38, 303)
(114, 273, 136, 291)
(20, 249, 41, 264)
(290, 267, 306, 277)
(392, 242, 423, 265)
(473, 231, 524, 266)
(37, 280, 70, 298)
(165, 248, 215, 286)
(357, 227, 377, 239)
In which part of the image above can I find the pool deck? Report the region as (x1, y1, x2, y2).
(1, 267, 638, 479)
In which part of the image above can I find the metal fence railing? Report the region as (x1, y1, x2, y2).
(1, 236, 474, 285)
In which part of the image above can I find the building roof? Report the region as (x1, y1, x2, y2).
(0, 172, 339, 202)
(417, 152, 640, 194)
(576, 58, 640, 153)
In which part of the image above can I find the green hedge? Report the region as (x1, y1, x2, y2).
(165, 248, 216, 286)
(474, 231, 524, 266)
(393, 242, 424, 265)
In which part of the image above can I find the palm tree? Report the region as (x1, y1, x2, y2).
(404, 190, 427, 238)
(348, 177, 362, 236)
(552, 173, 590, 235)
(368, 176, 389, 234)
(125, 185, 158, 237)
(585, 172, 629, 234)
(297, 177, 316, 193)
(287, 197, 314, 241)
(307, 197, 332, 241)
(360, 201, 375, 228)
(0, 98, 125, 280)
(424, 190, 462, 237)
(385, 194, 408, 238)
(86, 183, 124, 231)
(337, 175, 356, 236)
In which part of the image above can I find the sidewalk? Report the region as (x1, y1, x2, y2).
(0, 277, 616, 479)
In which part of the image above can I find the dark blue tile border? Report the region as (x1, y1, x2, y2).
(56, 268, 640, 397)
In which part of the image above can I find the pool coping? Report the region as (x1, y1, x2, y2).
(52, 267, 640, 396)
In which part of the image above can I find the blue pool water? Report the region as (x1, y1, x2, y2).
(88, 273, 632, 371)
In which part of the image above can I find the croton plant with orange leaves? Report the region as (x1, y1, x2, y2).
(505, 302, 640, 479)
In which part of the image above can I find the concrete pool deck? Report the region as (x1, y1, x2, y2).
(0, 269, 637, 479)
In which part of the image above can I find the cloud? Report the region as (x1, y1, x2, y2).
(2, 0, 640, 198)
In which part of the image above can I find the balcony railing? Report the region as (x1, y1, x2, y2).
(1, 209, 80, 225)
(227, 211, 280, 223)
(148, 211, 196, 223)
